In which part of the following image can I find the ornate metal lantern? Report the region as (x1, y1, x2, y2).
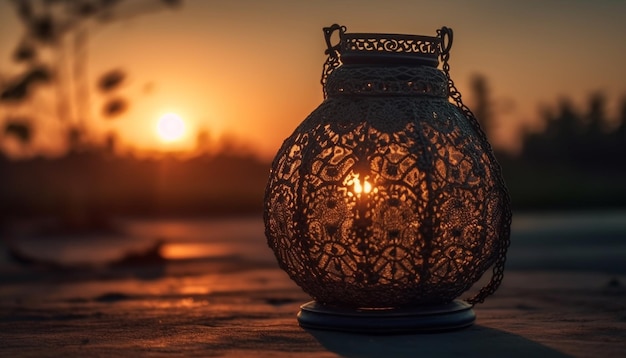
(264, 25, 511, 332)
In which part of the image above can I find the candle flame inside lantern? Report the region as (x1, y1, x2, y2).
(354, 178, 372, 194)
(345, 173, 374, 197)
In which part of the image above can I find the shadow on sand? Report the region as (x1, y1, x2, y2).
(305, 325, 571, 358)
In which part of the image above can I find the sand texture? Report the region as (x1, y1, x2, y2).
(1, 214, 625, 357)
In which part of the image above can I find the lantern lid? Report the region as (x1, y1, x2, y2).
(325, 25, 442, 67)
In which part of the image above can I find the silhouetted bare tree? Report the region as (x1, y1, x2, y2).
(0, 0, 182, 153)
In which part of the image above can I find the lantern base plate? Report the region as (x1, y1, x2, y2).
(297, 299, 475, 334)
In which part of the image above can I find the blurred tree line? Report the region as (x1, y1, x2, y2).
(520, 94, 625, 172)
(471, 75, 626, 210)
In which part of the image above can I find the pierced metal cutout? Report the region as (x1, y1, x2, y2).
(265, 25, 511, 309)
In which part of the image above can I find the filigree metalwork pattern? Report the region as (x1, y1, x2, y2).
(265, 26, 511, 309)
(326, 66, 447, 97)
(342, 33, 439, 57)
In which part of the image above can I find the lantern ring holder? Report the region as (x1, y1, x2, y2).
(437, 26, 453, 56)
(323, 24, 346, 58)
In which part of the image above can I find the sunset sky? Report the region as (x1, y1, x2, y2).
(1, 0, 625, 159)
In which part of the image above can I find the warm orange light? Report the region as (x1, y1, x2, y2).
(345, 173, 374, 197)
(156, 113, 186, 142)
(354, 179, 363, 194)
(354, 178, 373, 194)
(363, 180, 372, 194)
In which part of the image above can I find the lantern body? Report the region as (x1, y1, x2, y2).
(264, 27, 510, 309)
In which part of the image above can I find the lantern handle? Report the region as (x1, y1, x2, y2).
(321, 24, 346, 99)
(323, 24, 346, 58)
(437, 26, 453, 56)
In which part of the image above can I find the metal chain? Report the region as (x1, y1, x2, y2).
(437, 27, 512, 305)
(321, 55, 340, 99)
(321, 24, 346, 99)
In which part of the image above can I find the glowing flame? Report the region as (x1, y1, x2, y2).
(353, 178, 372, 194)
(345, 173, 375, 197)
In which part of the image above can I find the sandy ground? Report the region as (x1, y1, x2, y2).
(1, 214, 625, 357)
(1, 264, 625, 357)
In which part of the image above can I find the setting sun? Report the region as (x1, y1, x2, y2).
(156, 113, 186, 142)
